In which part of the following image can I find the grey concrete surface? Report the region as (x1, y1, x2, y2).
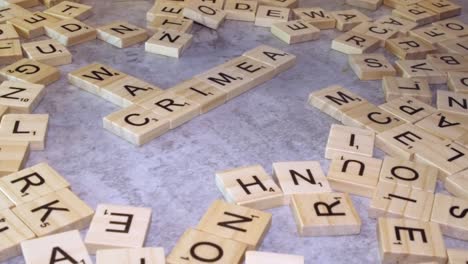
(5, 0, 468, 263)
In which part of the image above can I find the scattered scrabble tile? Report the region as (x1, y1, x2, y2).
(147, 15, 193, 33)
(0, 141, 29, 177)
(382, 77, 432, 103)
(255, 5, 290, 27)
(217, 55, 277, 88)
(45, 19, 97, 47)
(0, 24, 19, 40)
(97, 21, 148, 48)
(167, 78, 227, 113)
(327, 155, 383, 197)
(147, 1, 184, 22)
(85, 204, 151, 253)
(445, 169, 468, 199)
(369, 181, 434, 221)
(0, 3, 32, 24)
(40, 0, 73, 8)
(346, 0, 382, 10)
(44, 1, 92, 20)
(145, 29, 193, 58)
(427, 53, 468, 72)
(7, 11, 60, 39)
(167, 228, 247, 264)
(330, 9, 371, 32)
(2, 0, 39, 8)
(341, 103, 404, 133)
(290, 192, 361, 236)
(0, 58, 60, 85)
(331, 31, 380, 54)
(415, 111, 468, 141)
(197, 200, 271, 250)
(22, 39, 72, 66)
(308, 85, 368, 122)
(183, 1, 226, 29)
(348, 53, 396, 80)
(12, 188, 93, 236)
(215, 165, 286, 210)
(418, 0, 461, 20)
(100, 75, 163, 107)
(409, 25, 457, 45)
(292, 7, 335, 29)
(271, 19, 320, 44)
(0, 163, 70, 205)
(245, 251, 304, 264)
(377, 217, 447, 263)
(395, 59, 446, 84)
(0, 114, 49, 150)
(351, 22, 398, 47)
(430, 193, 468, 241)
(433, 19, 468, 37)
(0, 208, 35, 262)
(68, 62, 126, 95)
(437, 37, 468, 55)
(21, 230, 91, 264)
(325, 124, 375, 159)
(0, 81, 45, 113)
(448, 72, 468, 93)
(272, 161, 331, 200)
(386, 36, 435, 60)
(380, 96, 436, 123)
(242, 44, 296, 74)
(103, 105, 170, 146)
(392, 4, 438, 26)
(384, 0, 424, 9)
(259, 0, 297, 8)
(0, 39, 22, 64)
(437, 90, 468, 116)
(447, 248, 468, 264)
(224, 0, 258, 22)
(96, 247, 165, 264)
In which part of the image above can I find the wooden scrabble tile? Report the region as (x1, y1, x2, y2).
(0, 81, 45, 113)
(386, 36, 435, 60)
(45, 19, 97, 47)
(147, 15, 193, 33)
(431, 193, 468, 241)
(136, 91, 200, 129)
(369, 181, 434, 221)
(215, 165, 286, 210)
(0, 162, 70, 206)
(392, 4, 438, 26)
(0, 114, 48, 150)
(375, 15, 418, 35)
(224, 0, 258, 22)
(167, 228, 247, 264)
(445, 169, 468, 199)
(416, 112, 468, 140)
(351, 22, 398, 47)
(327, 155, 383, 197)
(290, 192, 361, 236)
(145, 29, 193, 58)
(433, 19, 468, 38)
(427, 53, 468, 72)
(167, 78, 227, 113)
(382, 77, 432, 104)
(346, 0, 382, 10)
(272, 161, 331, 200)
(1, 0, 39, 8)
(379, 156, 438, 192)
(193, 0, 225, 9)
(7, 12, 60, 39)
(21, 230, 91, 264)
(271, 19, 320, 44)
(418, 0, 461, 19)
(197, 199, 271, 250)
(292, 7, 334, 29)
(437, 37, 468, 56)
(0, 141, 29, 177)
(377, 217, 447, 263)
(0, 58, 60, 85)
(341, 103, 404, 133)
(0, 208, 35, 262)
(219, 55, 276, 88)
(447, 248, 468, 264)
(183, 1, 226, 29)
(22, 39, 72, 66)
(348, 54, 396, 80)
(97, 21, 148, 48)
(330, 9, 371, 32)
(103, 105, 170, 146)
(100, 75, 163, 108)
(0, 39, 22, 65)
(331, 31, 380, 55)
(147, 1, 184, 22)
(68, 63, 126, 95)
(255, 5, 289, 28)
(380, 96, 436, 123)
(325, 124, 375, 159)
(0, 24, 19, 40)
(437, 90, 468, 116)
(385, 0, 425, 9)
(84, 204, 151, 253)
(259, 0, 297, 8)
(409, 25, 457, 45)
(0, 3, 31, 24)
(96, 247, 165, 264)
(0, 191, 13, 210)
(243, 45, 296, 74)
(13, 188, 93, 237)
(245, 251, 304, 264)
(375, 123, 442, 159)
(395, 59, 446, 84)
(456, 132, 468, 148)
(44, 1, 92, 20)
(448, 72, 468, 93)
